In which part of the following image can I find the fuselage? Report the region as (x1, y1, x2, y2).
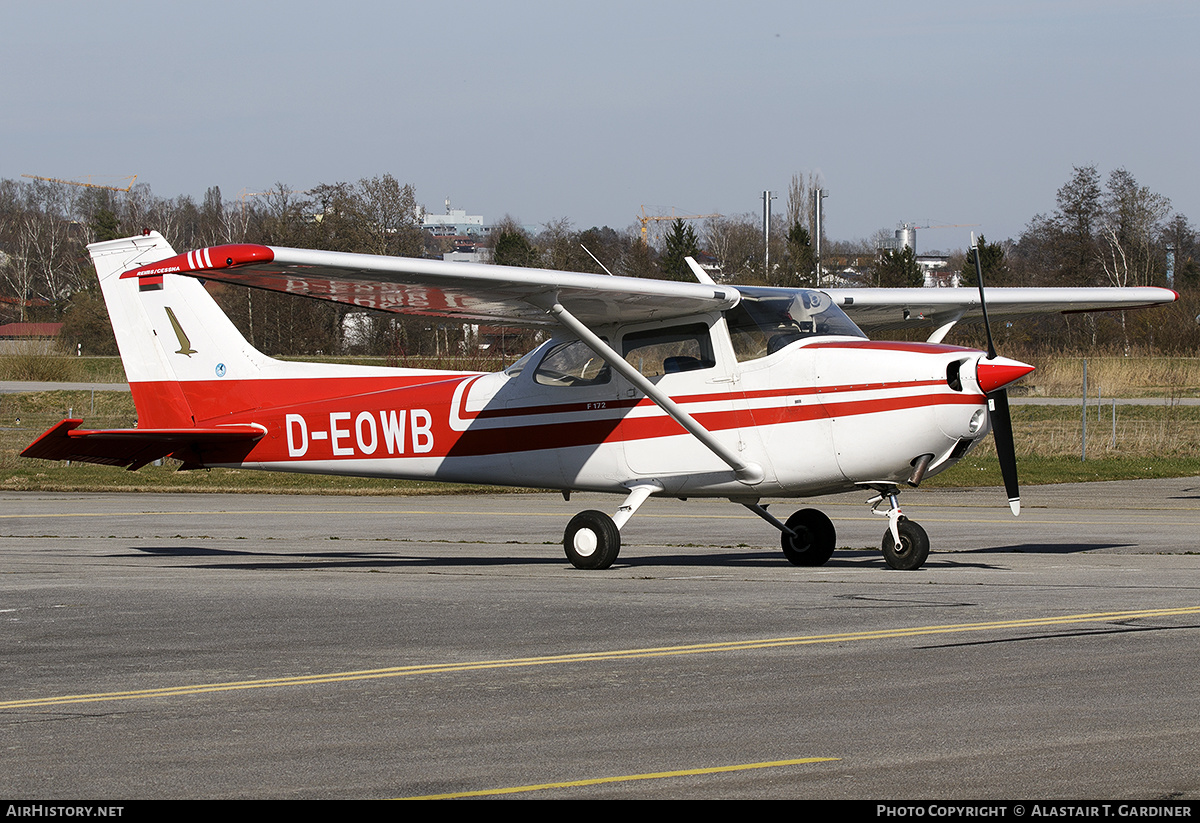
(158, 291, 1002, 500)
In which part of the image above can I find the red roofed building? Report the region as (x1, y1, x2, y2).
(0, 322, 63, 354)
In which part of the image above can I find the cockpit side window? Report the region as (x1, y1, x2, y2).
(534, 340, 612, 387)
(503, 348, 538, 378)
(726, 289, 866, 362)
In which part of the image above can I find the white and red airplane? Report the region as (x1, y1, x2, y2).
(24, 231, 1176, 570)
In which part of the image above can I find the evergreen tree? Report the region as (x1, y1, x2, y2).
(492, 224, 538, 268)
(961, 235, 1005, 286)
(90, 208, 121, 243)
(784, 221, 815, 286)
(660, 218, 700, 281)
(873, 245, 923, 287)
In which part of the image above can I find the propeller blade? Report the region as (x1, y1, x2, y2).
(987, 388, 1020, 515)
(972, 233, 1023, 516)
(971, 232, 998, 359)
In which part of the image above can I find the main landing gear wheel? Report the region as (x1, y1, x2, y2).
(781, 508, 837, 566)
(564, 510, 621, 570)
(882, 519, 929, 571)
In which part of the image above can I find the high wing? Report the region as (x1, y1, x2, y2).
(126, 243, 1177, 339)
(821, 286, 1178, 340)
(123, 243, 741, 327)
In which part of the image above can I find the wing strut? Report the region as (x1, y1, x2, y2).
(534, 296, 764, 485)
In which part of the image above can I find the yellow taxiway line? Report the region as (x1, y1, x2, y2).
(401, 757, 840, 799)
(3, 606, 1196, 712)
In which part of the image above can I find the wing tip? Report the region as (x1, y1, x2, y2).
(120, 244, 275, 280)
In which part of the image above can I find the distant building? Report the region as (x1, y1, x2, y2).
(879, 223, 962, 288)
(919, 255, 958, 288)
(420, 198, 492, 263)
(0, 322, 63, 355)
(420, 198, 487, 237)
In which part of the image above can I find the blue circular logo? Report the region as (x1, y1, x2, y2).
(215, 363, 227, 377)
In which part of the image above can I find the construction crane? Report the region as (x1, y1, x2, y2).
(638, 206, 722, 244)
(891, 221, 981, 255)
(238, 188, 270, 218)
(22, 174, 137, 192)
(910, 222, 979, 230)
(238, 186, 312, 218)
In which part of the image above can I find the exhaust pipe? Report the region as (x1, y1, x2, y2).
(907, 453, 934, 487)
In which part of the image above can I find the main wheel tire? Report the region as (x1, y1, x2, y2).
(882, 519, 930, 570)
(781, 508, 837, 566)
(564, 510, 621, 570)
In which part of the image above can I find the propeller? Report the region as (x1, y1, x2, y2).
(971, 233, 1030, 516)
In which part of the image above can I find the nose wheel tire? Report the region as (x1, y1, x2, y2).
(781, 508, 837, 566)
(564, 510, 621, 570)
(882, 519, 929, 570)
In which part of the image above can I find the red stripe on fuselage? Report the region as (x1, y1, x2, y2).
(805, 340, 978, 355)
(447, 390, 984, 458)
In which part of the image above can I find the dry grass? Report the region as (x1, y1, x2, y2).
(0, 343, 77, 382)
(970, 404, 1200, 460)
(1009, 353, 1200, 399)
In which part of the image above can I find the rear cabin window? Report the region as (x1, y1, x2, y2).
(621, 323, 716, 378)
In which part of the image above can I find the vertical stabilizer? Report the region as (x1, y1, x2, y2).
(90, 232, 269, 428)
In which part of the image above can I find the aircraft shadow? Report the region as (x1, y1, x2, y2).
(129, 544, 855, 570)
(955, 542, 1134, 555)
(127, 545, 566, 569)
(122, 541, 1135, 572)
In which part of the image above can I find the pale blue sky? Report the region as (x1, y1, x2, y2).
(3, 0, 1196, 253)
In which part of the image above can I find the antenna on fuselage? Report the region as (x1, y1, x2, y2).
(580, 244, 615, 276)
(684, 256, 716, 285)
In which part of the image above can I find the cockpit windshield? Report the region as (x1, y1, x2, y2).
(725, 287, 866, 362)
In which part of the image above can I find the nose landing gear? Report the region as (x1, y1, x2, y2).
(867, 484, 930, 570)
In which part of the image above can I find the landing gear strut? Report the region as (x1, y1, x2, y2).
(740, 500, 837, 567)
(867, 484, 930, 570)
(562, 483, 660, 570)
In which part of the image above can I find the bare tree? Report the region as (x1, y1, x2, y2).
(704, 214, 760, 283)
(20, 180, 86, 305)
(785, 171, 823, 240)
(357, 174, 422, 257)
(199, 186, 236, 246)
(537, 217, 590, 272)
(1096, 168, 1171, 288)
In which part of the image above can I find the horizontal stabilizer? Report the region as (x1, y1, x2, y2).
(22, 419, 266, 471)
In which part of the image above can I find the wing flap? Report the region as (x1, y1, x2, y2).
(122, 244, 741, 327)
(23, 419, 266, 471)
